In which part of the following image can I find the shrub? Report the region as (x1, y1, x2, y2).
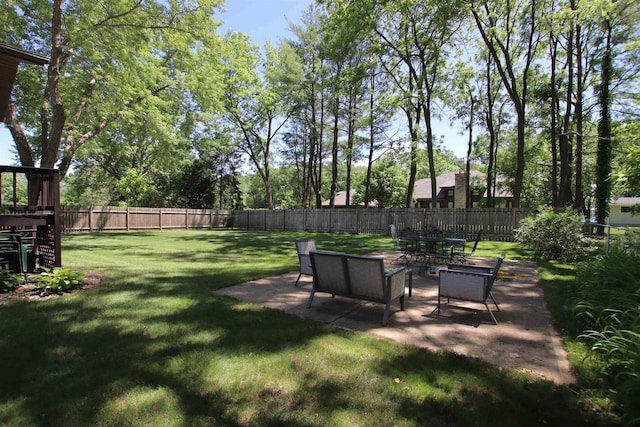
(0, 269, 22, 292)
(515, 207, 594, 261)
(37, 267, 84, 293)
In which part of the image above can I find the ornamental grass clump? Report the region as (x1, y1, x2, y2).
(574, 248, 640, 425)
(515, 207, 594, 261)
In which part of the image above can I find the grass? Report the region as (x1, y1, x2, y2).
(0, 229, 610, 426)
(537, 260, 623, 423)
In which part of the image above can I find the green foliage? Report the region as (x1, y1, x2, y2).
(614, 120, 640, 196)
(355, 155, 406, 207)
(61, 166, 114, 206)
(114, 169, 159, 207)
(0, 174, 28, 206)
(2, 0, 226, 176)
(574, 249, 640, 425)
(0, 269, 22, 292)
(37, 268, 84, 294)
(515, 208, 594, 261)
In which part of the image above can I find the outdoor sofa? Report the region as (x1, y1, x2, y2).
(307, 250, 406, 326)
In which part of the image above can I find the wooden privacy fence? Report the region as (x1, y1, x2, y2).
(62, 206, 231, 232)
(232, 208, 529, 241)
(60, 206, 528, 241)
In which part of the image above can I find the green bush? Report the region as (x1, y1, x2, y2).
(575, 249, 640, 425)
(0, 269, 22, 292)
(37, 267, 84, 293)
(515, 207, 594, 261)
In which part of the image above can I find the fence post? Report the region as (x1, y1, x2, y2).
(185, 209, 189, 229)
(89, 205, 93, 232)
(126, 207, 130, 231)
(159, 208, 163, 230)
(329, 209, 333, 233)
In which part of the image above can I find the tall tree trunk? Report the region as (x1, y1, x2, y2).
(484, 58, 496, 209)
(559, 16, 574, 207)
(549, 35, 559, 208)
(573, 10, 585, 216)
(364, 67, 375, 207)
(345, 90, 357, 208)
(595, 20, 613, 234)
(329, 90, 340, 208)
(466, 93, 475, 209)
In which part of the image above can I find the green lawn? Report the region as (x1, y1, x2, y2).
(0, 229, 610, 426)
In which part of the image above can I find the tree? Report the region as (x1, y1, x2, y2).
(591, 0, 640, 229)
(354, 154, 406, 208)
(471, 0, 543, 208)
(219, 35, 294, 210)
(614, 120, 640, 196)
(285, 6, 330, 208)
(373, 0, 465, 208)
(1, 0, 225, 178)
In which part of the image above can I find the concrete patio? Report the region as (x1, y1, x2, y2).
(213, 251, 575, 385)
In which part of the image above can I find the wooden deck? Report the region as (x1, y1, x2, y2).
(0, 165, 62, 270)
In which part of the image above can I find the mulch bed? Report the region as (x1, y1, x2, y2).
(0, 271, 103, 304)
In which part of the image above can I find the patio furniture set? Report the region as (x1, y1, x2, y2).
(294, 227, 506, 326)
(390, 224, 482, 267)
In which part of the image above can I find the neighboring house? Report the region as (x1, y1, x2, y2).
(413, 170, 514, 208)
(321, 189, 378, 208)
(609, 197, 640, 226)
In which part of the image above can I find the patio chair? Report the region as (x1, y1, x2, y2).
(451, 231, 482, 264)
(389, 224, 419, 265)
(0, 234, 29, 283)
(294, 239, 316, 286)
(436, 252, 506, 324)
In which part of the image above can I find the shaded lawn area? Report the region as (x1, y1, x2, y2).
(0, 229, 606, 426)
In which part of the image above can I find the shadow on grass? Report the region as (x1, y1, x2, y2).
(0, 230, 606, 425)
(0, 289, 607, 426)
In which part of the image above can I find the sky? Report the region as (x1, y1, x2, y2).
(0, 0, 468, 167)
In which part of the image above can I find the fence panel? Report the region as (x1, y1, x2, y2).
(229, 208, 528, 241)
(61, 206, 527, 240)
(127, 207, 161, 229)
(61, 206, 230, 232)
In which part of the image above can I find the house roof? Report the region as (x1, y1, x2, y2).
(611, 197, 640, 205)
(322, 189, 377, 207)
(414, 170, 486, 200)
(0, 43, 48, 123)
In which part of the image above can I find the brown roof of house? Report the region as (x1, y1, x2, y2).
(322, 189, 378, 207)
(414, 170, 485, 200)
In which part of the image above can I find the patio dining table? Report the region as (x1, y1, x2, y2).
(400, 234, 466, 265)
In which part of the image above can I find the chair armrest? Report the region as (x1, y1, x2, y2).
(446, 264, 493, 274)
(385, 266, 406, 300)
(444, 268, 492, 278)
(385, 266, 406, 277)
